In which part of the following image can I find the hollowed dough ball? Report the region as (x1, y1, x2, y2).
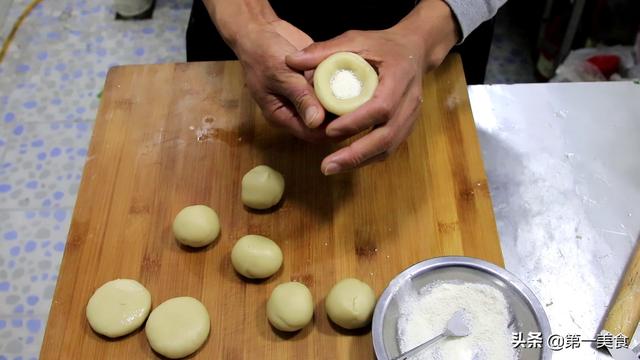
(145, 297, 210, 359)
(241, 165, 285, 210)
(325, 278, 376, 329)
(231, 235, 283, 279)
(86, 279, 151, 338)
(267, 282, 314, 332)
(313, 52, 379, 115)
(172, 205, 220, 247)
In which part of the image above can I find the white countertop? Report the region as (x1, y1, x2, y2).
(468, 81, 640, 359)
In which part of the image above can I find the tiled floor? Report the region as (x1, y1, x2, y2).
(0, 1, 534, 358)
(485, 6, 538, 84)
(0, 0, 190, 358)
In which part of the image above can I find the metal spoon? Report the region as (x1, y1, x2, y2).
(393, 310, 470, 360)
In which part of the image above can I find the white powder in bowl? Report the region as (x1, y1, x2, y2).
(397, 282, 517, 360)
(330, 69, 362, 100)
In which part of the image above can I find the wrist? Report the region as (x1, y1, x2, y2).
(392, 0, 460, 69)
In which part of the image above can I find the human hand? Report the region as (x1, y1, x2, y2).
(231, 19, 328, 142)
(286, 0, 459, 174)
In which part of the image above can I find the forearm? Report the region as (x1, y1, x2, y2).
(201, 0, 278, 48)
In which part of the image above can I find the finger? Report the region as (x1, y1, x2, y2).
(351, 152, 389, 168)
(320, 126, 394, 175)
(261, 95, 330, 143)
(325, 67, 406, 138)
(285, 32, 357, 71)
(304, 69, 314, 84)
(274, 72, 325, 129)
(320, 86, 422, 175)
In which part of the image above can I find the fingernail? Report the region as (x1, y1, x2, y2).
(305, 106, 319, 127)
(323, 163, 340, 176)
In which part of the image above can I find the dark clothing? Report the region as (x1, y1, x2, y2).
(186, 0, 493, 84)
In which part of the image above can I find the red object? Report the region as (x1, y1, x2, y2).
(586, 55, 620, 79)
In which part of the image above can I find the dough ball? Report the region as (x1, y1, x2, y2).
(325, 278, 376, 329)
(313, 52, 379, 116)
(145, 297, 210, 359)
(241, 165, 285, 210)
(231, 235, 283, 279)
(85, 279, 151, 338)
(267, 282, 314, 332)
(172, 205, 220, 247)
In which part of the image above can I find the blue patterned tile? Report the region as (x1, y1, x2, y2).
(0, 315, 47, 358)
(0, 0, 190, 357)
(0, 208, 71, 357)
(0, 126, 7, 150)
(0, 122, 92, 209)
(0, 209, 71, 316)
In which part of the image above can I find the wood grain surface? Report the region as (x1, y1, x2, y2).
(41, 54, 503, 359)
(603, 242, 640, 340)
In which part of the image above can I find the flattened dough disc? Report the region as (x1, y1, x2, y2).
(85, 279, 151, 338)
(145, 296, 210, 359)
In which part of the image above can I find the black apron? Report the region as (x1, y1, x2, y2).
(186, 0, 493, 84)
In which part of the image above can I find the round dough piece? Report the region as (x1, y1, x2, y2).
(267, 282, 314, 332)
(172, 205, 220, 247)
(231, 235, 283, 279)
(241, 165, 285, 210)
(145, 297, 210, 359)
(325, 278, 376, 329)
(85, 279, 151, 338)
(313, 52, 379, 115)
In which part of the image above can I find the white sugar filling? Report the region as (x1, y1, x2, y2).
(397, 281, 518, 360)
(330, 69, 363, 100)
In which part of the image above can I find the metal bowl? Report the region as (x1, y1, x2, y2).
(372, 256, 552, 360)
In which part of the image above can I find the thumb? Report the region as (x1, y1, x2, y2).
(286, 33, 354, 71)
(276, 73, 325, 128)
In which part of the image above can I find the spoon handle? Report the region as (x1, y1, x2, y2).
(392, 333, 446, 360)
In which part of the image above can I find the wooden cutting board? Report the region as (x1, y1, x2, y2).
(41, 54, 503, 359)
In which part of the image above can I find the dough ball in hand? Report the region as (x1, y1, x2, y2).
(267, 282, 314, 332)
(172, 205, 220, 247)
(231, 235, 283, 279)
(313, 52, 379, 115)
(145, 297, 210, 359)
(86, 279, 151, 338)
(241, 165, 285, 210)
(325, 278, 376, 329)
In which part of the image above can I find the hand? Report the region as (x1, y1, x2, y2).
(286, 0, 459, 174)
(231, 19, 328, 142)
